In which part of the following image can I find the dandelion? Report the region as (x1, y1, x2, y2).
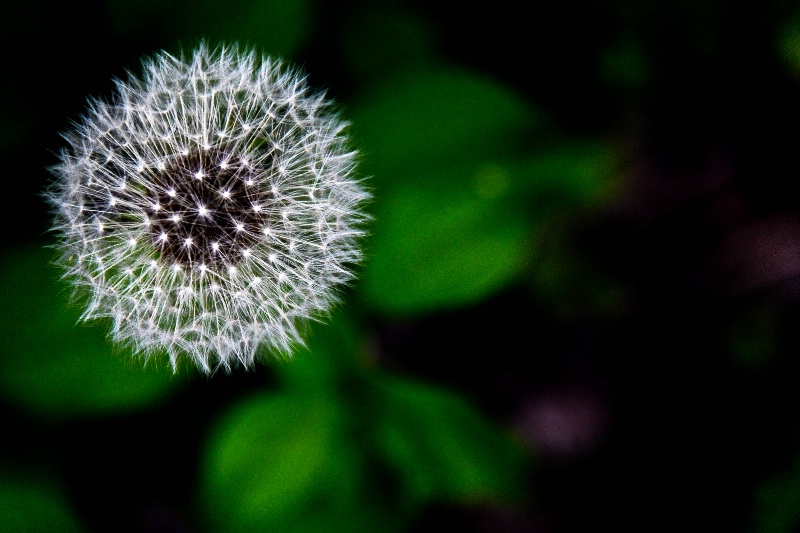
(47, 43, 369, 373)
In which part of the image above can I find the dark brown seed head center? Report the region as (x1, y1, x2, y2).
(147, 147, 271, 270)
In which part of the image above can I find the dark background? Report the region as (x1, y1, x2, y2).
(2, 0, 800, 531)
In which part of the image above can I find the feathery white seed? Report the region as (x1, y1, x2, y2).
(47, 42, 369, 373)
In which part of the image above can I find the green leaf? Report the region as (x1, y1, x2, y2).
(351, 69, 618, 316)
(349, 68, 545, 187)
(0, 480, 85, 533)
(778, 12, 800, 76)
(0, 245, 183, 419)
(514, 140, 620, 205)
(373, 375, 529, 506)
(359, 171, 532, 314)
(200, 391, 350, 532)
(752, 455, 800, 533)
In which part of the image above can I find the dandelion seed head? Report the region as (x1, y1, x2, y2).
(47, 43, 369, 373)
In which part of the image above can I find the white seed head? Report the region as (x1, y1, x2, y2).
(47, 43, 369, 373)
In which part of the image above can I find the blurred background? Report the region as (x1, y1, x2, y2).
(2, 0, 800, 531)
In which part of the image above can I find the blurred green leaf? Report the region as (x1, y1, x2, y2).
(109, 0, 311, 58)
(778, 12, 800, 76)
(752, 455, 800, 533)
(511, 140, 622, 317)
(0, 245, 182, 419)
(359, 171, 532, 314)
(350, 68, 545, 186)
(373, 375, 529, 506)
(0, 479, 85, 533)
(200, 390, 358, 532)
(351, 67, 618, 315)
(513, 140, 621, 205)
